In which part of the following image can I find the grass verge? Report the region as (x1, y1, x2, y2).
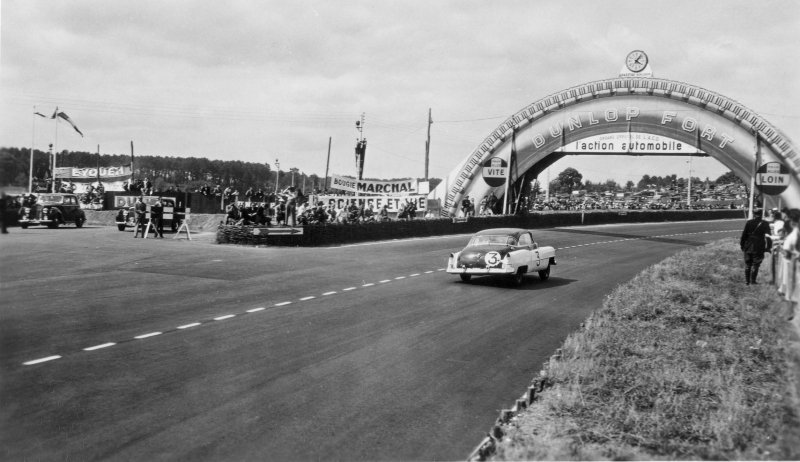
(490, 238, 800, 460)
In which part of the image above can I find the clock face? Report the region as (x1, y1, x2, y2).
(625, 50, 648, 73)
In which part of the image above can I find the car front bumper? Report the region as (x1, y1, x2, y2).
(446, 264, 516, 275)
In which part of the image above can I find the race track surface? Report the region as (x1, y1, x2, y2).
(0, 219, 743, 460)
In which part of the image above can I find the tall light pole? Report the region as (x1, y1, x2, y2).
(290, 167, 299, 187)
(274, 159, 280, 194)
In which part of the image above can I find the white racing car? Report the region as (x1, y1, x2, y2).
(447, 228, 556, 285)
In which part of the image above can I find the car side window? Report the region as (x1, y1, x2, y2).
(518, 233, 533, 247)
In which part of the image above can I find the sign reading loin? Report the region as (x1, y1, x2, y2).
(755, 162, 790, 195)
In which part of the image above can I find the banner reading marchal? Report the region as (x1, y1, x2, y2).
(330, 174, 417, 195)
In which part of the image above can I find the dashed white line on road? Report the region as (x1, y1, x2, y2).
(322, 291, 337, 296)
(362, 283, 375, 287)
(275, 301, 292, 306)
(343, 287, 357, 291)
(178, 322, 201, 329)
(379, 280, 391, 283)
(410, 273, 420, 277)
(246, 307, 265, 313)
(23, 355, 61, 365)
(214, 315, 236, 321)
(135, 332, 162, 339)
(395, 276, 406, 280)
(83, 343, 116, 351)
(424, 271, 433, 274)
(299, 296, 316, 301)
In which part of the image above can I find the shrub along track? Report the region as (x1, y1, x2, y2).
(479, 238, 800, 461)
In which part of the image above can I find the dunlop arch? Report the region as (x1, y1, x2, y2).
(430, 77, 800, 215)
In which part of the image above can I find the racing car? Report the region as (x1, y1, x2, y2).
(447, 228, 556, 285)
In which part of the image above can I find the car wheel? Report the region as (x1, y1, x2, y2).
(20, 223, 28, 229)
(117, 224, 127, 231)
(459, 274, 472, 282)
(538, 265, 550, 281)
(75, 217, 85, 228)
(511, 268, 525, 286)
(48, 222, 58, 229)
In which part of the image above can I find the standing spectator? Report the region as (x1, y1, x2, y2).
(778, 209, 800, 318)
(151, 197, 164, 238)
(740, 208, 771, 285)
(133, 196, 147, 238)
(479, 195, 488, 215)
(379, 204, 390, 221)
(285, 186, 298, 227)
(275, 199, 286, 225)
(245, 187, 254, 200)
(0, 192, 8, 234)
(461, 195, 471, 217)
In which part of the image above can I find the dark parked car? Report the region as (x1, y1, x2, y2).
(19, 193, 86, 229)
(115, 196, 178, 232)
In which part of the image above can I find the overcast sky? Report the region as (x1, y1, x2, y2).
(2, 0, 798, 186)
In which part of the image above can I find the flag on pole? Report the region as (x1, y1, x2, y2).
(51, 107, 59, 119)
(34, 112, 48, 118)
(55, 111, 84, 137)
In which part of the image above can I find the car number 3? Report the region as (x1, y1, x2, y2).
(484, 251, 502, 266)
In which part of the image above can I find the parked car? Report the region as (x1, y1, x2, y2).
(115, 196, 178, 232)
(446, 228, 556, 285)
(18, 193, 86, 229)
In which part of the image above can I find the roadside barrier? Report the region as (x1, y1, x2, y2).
(216, 209, 744, 246)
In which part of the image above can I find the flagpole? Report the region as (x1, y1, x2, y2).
(748, 132, 759, 219)
(30, 106, 36, 193)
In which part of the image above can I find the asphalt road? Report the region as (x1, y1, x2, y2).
(0, 219, 743, 460)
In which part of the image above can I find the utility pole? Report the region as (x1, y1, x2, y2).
(290, 168, 299, 186)
(687, 156, 693, 207)
(324, 136, 332, 191)
(424, 108, 432, 180)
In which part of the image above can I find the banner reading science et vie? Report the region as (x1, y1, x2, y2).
(318, 195, 426, 213)
(330, 174, 417, 195)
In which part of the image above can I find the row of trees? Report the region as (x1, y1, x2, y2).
(548, 167, 744, 194)
(0, 147, 442, 193)
(1, 146, 741, 195)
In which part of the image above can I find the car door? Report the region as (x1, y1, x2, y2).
(517, 232, 539, 269)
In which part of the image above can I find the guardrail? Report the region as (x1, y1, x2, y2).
(216, 209, 745, 246)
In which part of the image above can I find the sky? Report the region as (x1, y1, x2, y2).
(2, 0, 799, 186)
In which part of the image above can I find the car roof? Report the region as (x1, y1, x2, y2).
(473, 228, 529, 237)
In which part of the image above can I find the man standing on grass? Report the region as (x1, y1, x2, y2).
(740, 208, 771, 285)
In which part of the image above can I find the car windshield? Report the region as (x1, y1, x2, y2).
(467, 234, 516, 247)
(36, 195, 63, 204)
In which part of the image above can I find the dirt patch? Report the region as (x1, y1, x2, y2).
(83, 210, 225, 232)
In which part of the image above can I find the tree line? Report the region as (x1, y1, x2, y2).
(0, 146, 443, 193)
(547, 167, 744, 194)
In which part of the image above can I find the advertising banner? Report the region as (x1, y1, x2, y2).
(54, 165, 132, 179)
(54, 165, 133, 193)
(560, 132, 700, 154)
(317, 194, 427, 212)
(330, 174, 417, 195)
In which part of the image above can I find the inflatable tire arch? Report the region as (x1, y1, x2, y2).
(430, 77, 800, 216)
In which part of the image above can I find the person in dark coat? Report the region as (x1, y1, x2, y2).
(151, 197, 164, 238)
(740, 208, 771, 285)
(133, 197, 148, 238)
